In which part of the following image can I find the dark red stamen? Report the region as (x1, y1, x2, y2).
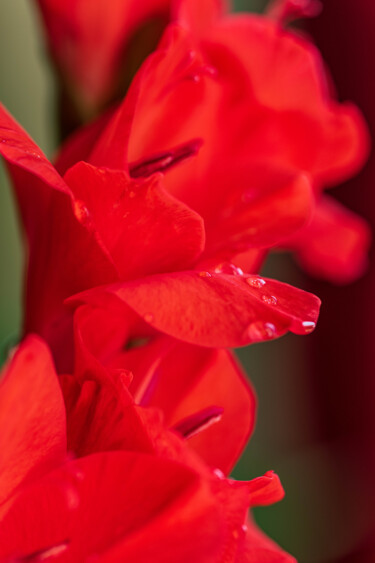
(173, 406, 224, 440)
(129, 138, 203, 178)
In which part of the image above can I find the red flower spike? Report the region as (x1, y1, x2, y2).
(70, 270, 320, 348)
(64, 161, 206, 279)
(0, 336, 66, 515)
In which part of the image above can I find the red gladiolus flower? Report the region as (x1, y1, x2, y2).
(135, 0, 370, 282)
(0, 335, 295, 562)
(56, 0, 369, 283)
(0, 101, 320, 370)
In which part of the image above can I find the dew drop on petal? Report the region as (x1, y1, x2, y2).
(73, 200, 90, 223)
(241, 524, 248, 534)
(246, 321, 277, 342)
(302, 320, 316, 333)
(65, 486, 80, 511)
(129, 190, 136, 198)
(261, 295, 278, 306)
(144, 313, 154, 323)
(213, 468, 225, 479)
(246, 276, 266, 288)
(198, 271, 212, 278)
(214, 262, 244, 276)
(38, 542, 69, 560)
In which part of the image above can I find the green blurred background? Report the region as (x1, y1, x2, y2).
(0, 2, 372, 562)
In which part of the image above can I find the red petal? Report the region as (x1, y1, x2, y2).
(64, 162, 205, 278)
(71, 303, 255, 474)
(202, 15, 369, 186)
(247, 470, 285, 507)
(70, 270, 320, 347)
(0, 451, 225, 561)
(0, 105, 117, 368)
(61, 373, 157, 458)
(203, 166, 313, 257)
(0, 103, 68, 195)
(0, 336, 66, 512)
(287, 195, 371, 283)
(147, 345, 256, 474)
(173, 0, 227, 33)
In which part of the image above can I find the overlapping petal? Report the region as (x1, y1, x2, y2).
(70, 303, 255, 474)
(64, 161, 205, 278)
(71, 270, 320, 348)
(0, 336, 66, 514)
(0, 451, 225, 562)
(285, 195, 371, 283)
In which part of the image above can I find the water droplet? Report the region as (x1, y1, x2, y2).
(261, 295, 277, 306)
(214, 262, 244, 276)
(198, 271, 212, 278)
(129, 190, 136, 198)
(241, 524, 248, 534)
(65, 486, 80, 510)
(302, 320, 316, 333)
(232, 529, 240, 539)
(213, 468, 225, 479)
(144, 313, 154, 323)
(246, 321, 277, 342)
(38, 542, 69, 560)
(73, 200, 90, 222)
(246, 276, 266, 288)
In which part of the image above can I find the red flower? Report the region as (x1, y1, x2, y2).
(57, 0, 369, 282)
(0, 335, 295, 562)
(0, 101, 319, 370)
